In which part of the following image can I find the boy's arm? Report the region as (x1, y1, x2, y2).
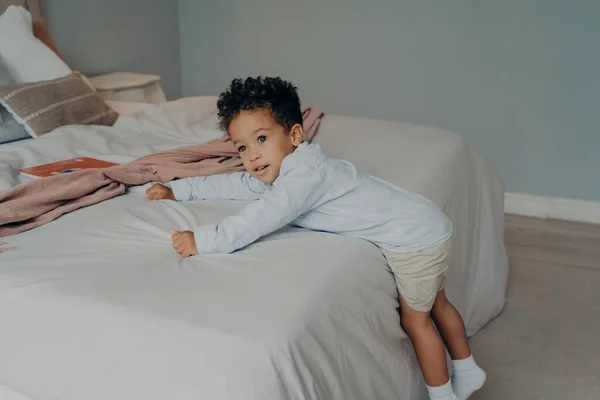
(193, 166, 325, 254)
(170, 172, 268, 201)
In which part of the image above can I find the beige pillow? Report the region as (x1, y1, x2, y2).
(0, 72, 117, 138)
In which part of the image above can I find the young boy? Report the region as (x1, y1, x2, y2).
(146, 77, 486, 400)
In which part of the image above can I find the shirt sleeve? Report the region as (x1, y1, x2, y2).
(169, 172, 268, 201)
(193, 166, 326, 254)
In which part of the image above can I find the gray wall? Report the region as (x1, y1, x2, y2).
(179, 0, 599, 201)
(44, 0, 181, 99)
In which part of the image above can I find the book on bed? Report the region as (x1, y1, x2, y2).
(19, 157, 118, 179)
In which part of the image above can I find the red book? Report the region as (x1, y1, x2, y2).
(19, 157, 118, 178)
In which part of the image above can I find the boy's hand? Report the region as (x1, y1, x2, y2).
(169, 229, 199, 257)
(146, 183, 175, 200)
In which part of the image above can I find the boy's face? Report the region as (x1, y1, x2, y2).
(229, 109, 303, 184)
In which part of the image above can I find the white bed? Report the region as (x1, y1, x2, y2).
(0, 97, 508, 400)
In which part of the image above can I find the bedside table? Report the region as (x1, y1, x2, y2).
(88, 72, 167, 105)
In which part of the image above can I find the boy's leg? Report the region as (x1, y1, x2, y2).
(430, 289, 486, 400)
(399, 297, 458, 400)
(398, 296, 449, 386)
(430, 289, 470, 359)
(385, 242, 459, 399)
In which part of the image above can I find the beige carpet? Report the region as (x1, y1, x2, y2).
(469, 258, 600, 399)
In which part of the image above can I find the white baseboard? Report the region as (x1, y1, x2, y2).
(505, 193, 600, 224)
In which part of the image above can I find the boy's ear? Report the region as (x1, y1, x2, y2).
(289, 123, 304, 146)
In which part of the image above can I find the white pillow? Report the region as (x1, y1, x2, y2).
(0, 59, 12, 85)
(0, 6, 72, 83)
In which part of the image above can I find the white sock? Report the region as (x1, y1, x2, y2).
(427, 379, 459, 400)
(451, 354, 486, 400)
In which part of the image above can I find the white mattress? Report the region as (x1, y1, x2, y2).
(0, 97, 508, 400)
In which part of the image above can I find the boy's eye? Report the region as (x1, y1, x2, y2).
(257, 135, 267, 144)
(237, 145, 247, 153)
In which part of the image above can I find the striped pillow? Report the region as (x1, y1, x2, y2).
(0, 72, 118, 138)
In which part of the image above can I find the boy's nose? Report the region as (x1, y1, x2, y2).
(248, 149, 260, 161)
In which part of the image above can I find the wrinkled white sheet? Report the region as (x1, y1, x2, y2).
(0, 99, 155, 155)
(0, 97, 507, 400)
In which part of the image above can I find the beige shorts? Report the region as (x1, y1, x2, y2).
(382, 239, 452, 313)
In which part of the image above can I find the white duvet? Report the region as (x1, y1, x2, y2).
(0, 97, 508, 400)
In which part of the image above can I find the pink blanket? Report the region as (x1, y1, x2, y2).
(0, 107, 324, 238)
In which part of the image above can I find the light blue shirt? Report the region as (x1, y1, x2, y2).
(170, 142, 452, 254)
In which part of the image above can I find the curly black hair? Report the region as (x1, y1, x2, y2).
(216, 77, 303, 133)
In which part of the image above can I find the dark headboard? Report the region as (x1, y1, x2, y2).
(0, 0, 43, 18)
